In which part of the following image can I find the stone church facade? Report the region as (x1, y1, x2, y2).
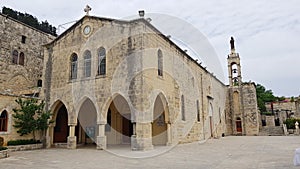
(0, 12, 259, 150)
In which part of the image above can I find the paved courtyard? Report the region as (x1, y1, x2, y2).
(1, 136, 299, 169)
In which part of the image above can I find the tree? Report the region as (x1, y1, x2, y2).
(12, 98, 52, 140)
(256, 84, 276, 113)
(1, 6, 57, 36)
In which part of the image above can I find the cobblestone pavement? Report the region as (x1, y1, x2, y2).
(1, 136, 299, 169)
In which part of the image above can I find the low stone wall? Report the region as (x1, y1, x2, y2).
(8, 143, 43, 152)
(0, 150, 9, 159)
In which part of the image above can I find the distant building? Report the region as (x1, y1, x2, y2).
(264, 98, 300, 127)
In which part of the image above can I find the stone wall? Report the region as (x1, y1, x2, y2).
(241, 83, 259, 135)
(0, 150, 8, 159)
(8, 143, 43, 152)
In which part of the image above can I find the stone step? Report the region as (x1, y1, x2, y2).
(259, 126, 284, 136)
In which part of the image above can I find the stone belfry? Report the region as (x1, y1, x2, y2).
(226, 37, 259, 136)
(227, 37, 242, 87)
(226, 36, 244, 135)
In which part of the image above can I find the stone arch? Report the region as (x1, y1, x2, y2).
(75, 96, 99, 117)
(0, 110, 8, 132)
(158, 49, 163, 76)
(83, 50, 92, 77)
(97, 47, 106, 75)
(70, 53, 78, 79)
(230, 63, 239, 85)
(49, 100, 69, 144)
(101, 93, 133, 122)
(152, 92, 170, 146)
(19, 52, 25, 65)
(76, 97, 98, 145)
(104, 94, 133, 146)
(7, 74, 29, 93)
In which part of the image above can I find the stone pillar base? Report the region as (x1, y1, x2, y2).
(67, 136, 77, 149)
(131, 135, 153, 151)
(96, 136, 106, 150)
(45, 136, 51, 149)
(166, 142, 173, 146)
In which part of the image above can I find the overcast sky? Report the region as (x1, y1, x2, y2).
(2, 0, 300, 97)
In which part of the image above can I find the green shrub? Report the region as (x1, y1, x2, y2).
(7, 139, 41, 146)
(284, 118, 300, 129)
(0, 137, 3, 147)
(262, 112, 273, 116)
(0, 146, 7, 151)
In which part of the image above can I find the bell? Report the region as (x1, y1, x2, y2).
(233, 69, 237, 73)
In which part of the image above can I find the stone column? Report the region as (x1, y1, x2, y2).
(166, 123, 172, 146)
(45, 126, 52, 148)
(67, 124, 77, 149)
(295, 122, 299, 136)
(131, 122, 153, 151)
(96, 121, 106, 150)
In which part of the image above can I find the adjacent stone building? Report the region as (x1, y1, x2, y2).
(264, 98, 300, 127)
(0, 13, 54, 145)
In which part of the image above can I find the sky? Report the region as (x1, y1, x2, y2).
(1, 0, 300, 97)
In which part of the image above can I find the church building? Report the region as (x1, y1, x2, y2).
(0, 10, 259, 150)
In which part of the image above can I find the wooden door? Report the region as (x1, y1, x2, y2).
(54, 107, 68, 143)
(236, 120, 242, 132)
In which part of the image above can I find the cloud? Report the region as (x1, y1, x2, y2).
(1, 0, 300, 96)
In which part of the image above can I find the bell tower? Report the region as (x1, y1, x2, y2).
(227, 37, 242, 87)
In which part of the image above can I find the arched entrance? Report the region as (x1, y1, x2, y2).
(53, 103, 69, 143)
(106, 95, 133, 146)
(75, 99, 98, 144)
(77, 98, 97, 146)
(152, 94, 168, 146)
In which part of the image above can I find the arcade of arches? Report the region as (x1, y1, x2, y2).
(48, 93, 170, 149)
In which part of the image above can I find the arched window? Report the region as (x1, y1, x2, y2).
(231, 63, 239, 86)
(0, 110, 8, 132)
(12, 50, 18, 64)
(181, 95, 185, 121)
(84, 50, 92, 77)
(158, 49, 163, 76)
(196, 100, 200, 122)
(19, 52, 25, 65)
(98, 47, 106, 75)
(70, 53, 78, 79)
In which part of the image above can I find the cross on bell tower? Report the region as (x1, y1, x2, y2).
(227, 36, 242, 87)
(84, 5, 92, 15)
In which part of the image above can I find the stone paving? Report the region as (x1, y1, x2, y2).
(0, 136, 299, 169)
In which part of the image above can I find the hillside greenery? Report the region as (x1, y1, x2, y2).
(1, 6, 57, 36)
